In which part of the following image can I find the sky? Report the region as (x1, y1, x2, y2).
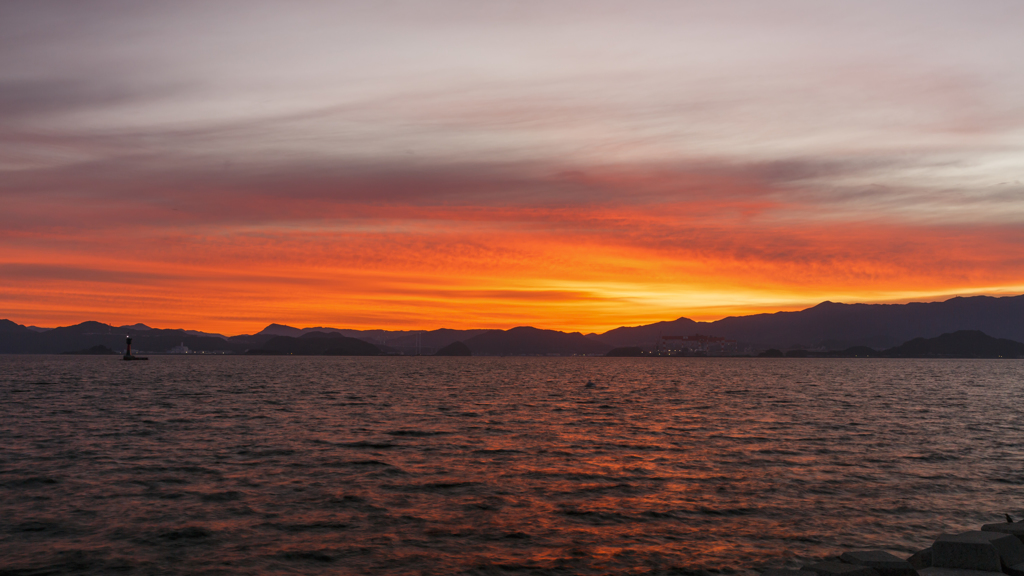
(2, 1, 1023, 335)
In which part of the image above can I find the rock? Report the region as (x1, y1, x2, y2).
(981, 522, 1024, 545)
(932, 531, 1024, 572)
(761, 570, 817, 576)
(918, 568, 1003, 576)
(802, 561, 880, 576)
(907, 548, 932, 569)
(840, 550, 918, 576)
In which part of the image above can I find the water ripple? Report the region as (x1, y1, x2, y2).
(2, 356, 1023, 574)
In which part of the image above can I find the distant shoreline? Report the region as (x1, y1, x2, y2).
(4, 295, 1024, 357)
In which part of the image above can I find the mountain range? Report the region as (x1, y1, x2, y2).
(749, 330, 1024, 359)
(591, 294, 1024, 350)
(2, 294, 1023, 356)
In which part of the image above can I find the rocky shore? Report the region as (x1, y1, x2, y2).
(763, 521, 1024, 576)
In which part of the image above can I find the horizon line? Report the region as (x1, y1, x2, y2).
(6, 292, 1021, 338)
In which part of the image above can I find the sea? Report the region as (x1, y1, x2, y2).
(2, 356, 1023, 575)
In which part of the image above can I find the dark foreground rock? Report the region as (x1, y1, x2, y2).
(981, 522, 1024, 544)
(840, 551, 918, 576)
(762, 571, 817, 576)
(932, 531, 1024, 573)
(803, 561, 880, 576)
(761, 519, 1024, 576)
(907, 548, 932, 570)
(919, 569, 1004, 576)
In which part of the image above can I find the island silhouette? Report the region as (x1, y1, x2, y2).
(3, 294, 1024, 358)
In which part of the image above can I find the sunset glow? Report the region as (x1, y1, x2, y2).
(3, 1, 1023, 334)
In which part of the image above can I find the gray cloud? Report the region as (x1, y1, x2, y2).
(0, 79, 162, 120)
(1, 1, 1022, 231)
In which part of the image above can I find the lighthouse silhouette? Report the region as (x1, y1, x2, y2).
(123, 335, 147, 361)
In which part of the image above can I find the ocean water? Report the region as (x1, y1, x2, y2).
(2, 356, 1024, 575)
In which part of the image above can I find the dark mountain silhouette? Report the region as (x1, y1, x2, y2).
(183, 330, 227, 338)
(226, 333, 275, 349)
(256, 323, 305, 338)
(592, 295, 1024, 350)
(434, 341, 472, 356)
(120, 323, 152, 330)
(0, 320, 244, 354)
(594, 317, 701, 348)
(113, 329, 236, 354)
(115, 323, 225, 339)
(64, 345, 118, 355)
(247, 332, 380, 356)
(822, 346, 879, 357)
(0, 319, 44, 353)
(20, 321, 125, 354)
(757, 332, 1023, 358)
(463, 327, 611, 356)
(3, 293, 1024, 355)
(247, 324, 487, 354)
(882, 330, 1024, 358)
(380, 329, 490, 353)
(605, 346, 644, 357)
(0, 318, 487, 355)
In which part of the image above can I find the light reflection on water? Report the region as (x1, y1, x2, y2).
(2, 356, 1023, 575)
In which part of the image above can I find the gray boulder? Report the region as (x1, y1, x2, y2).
(981, 522, 1024, 545)
(919, 569, 1005, 576)
(802, 561, 880, 576)
(907, 548, 932, 569)
(932, 531, 1024, 573)
(840, 550, 918, 576)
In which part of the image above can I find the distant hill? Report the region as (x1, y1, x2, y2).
(120, 323, 152, 331)
(882, 330, 1024, 358)
(4, 293, 1024, 356)
(249, 324, 487, 354)
(0, 320, 243, 354)
(247, 332, 380, 356)
(63, 345, 118, 355)
(595, 317, 701, 348)
(605, 346, 644, 357)
(822, 346, 879, 358)
(0, 318, 503, 355)
(464, 326, 611, 356)
(0, 319, 44, 353)
(380, 328, 490, 354)
(434, 341, 472, 356)
(256, 323, 305, 338)
(592, 295, 1024, 350)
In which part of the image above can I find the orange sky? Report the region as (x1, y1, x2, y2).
(4, 163, 1023, 334)
(2, 2, 1023, 335)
